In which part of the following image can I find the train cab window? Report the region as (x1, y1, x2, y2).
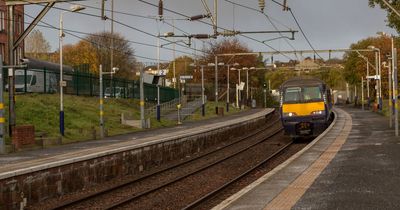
(31, 75, 37, 85)
(303, 86, 322, 102)
(284, 87, 301, 103)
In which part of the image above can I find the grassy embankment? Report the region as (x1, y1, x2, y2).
(5, 94, 249, 145)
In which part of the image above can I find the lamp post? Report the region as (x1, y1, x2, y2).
(368, 45, 382, 110)
(226, 63, 239, 112)
(241, 67, 248, 108)
(59, 5, 85, 136)
(99, 66, 118, 138)
(246, 67, 256, 105)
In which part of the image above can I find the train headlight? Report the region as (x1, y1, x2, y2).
(311, 110, 324, 115)
(283, 112, 297, 117)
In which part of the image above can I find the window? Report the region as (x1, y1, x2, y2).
(283, 86, 323, 103)
(0, 11, 5, 31)
(31, 75, 37, 85)
(0, 43, 5, 58)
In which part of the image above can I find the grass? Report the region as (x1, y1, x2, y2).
(187, 101, 248, 121)
(4, 93, 176, 145)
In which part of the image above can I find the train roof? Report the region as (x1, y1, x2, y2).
(21, 58, 74, 73)
(281, 77, 326, 88)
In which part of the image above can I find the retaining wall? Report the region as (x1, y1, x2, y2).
(0, 111, 272, 209)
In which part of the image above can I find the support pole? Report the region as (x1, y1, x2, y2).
(201, 66, 205, 116)
(156, 85, 160, 121)
(99, 65, 104, 139)
(226, 65, 230, 112)
(362, 77, 364, 111)
(394, 48, 398, 136)
(389, 60, 393, 128)
(140, 66, 145, 128)
(8, 5, 15, 137)
(0, 56, 4, 154)
(215, 55, 218, 114)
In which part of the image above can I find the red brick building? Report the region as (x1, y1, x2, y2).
(0, 1, 24, 64)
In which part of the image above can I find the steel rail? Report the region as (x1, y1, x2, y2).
(103, 126, 284, 209)
(182, 140, 293, 210)
(53, 111, 279, 209)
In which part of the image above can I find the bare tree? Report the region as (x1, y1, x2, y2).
(25, 30, 51, 59)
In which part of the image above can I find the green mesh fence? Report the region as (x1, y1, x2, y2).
(7, 68, 178, 103)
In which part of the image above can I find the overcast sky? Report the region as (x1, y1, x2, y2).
(24, 0, 397, 64)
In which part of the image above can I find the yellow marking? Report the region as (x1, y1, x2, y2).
(100, 111, 104, 116)
(264, 111, 352, 210)
(0, 118, 5, 123)
(100, 99, 103, 105)
(0, 103, 4, 109)
(282, 102, 325, 116)
(140, 101, 145, 106)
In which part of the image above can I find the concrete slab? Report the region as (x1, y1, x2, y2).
(293, 107, 400, 209)
(214, 108, 349, 210)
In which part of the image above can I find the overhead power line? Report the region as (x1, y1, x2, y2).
(136, 0, 293, 60)
(20, 1, 206, 54)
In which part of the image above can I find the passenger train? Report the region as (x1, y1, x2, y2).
(280, 77, 333, 138)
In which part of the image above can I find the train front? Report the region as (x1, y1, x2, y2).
(280, 85, 328, 138)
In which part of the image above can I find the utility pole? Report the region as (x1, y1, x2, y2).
(0, 56, 4, 154)
(99, 65, 104, 138)
(393, 48, 398, 136)
(110, 0, 114, 97)
(361, 77, 364, 111)
(140, 66, 145, 128)
(215, 55, 218, 114)
(8, 5, 15, 137)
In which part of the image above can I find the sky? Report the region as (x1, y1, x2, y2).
(23, 0, 397, 64)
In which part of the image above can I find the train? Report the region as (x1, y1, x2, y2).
(279, 77, 333, 138)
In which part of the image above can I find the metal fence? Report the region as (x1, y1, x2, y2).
(6, 68, 179, 103)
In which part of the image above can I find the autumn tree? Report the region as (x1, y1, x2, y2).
(88, 32, 137, 79)
(343, 35, 400, 97)
(25, 30, 51, 60)
(166, 56, 194, 84)
(198, 38, 262, 88)
(369, 0, 400, 33)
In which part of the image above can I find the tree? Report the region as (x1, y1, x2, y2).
(167, 56, 194, 83)
(343, 35, 400, 97)
(25, 30, 51, 60)
(198, 38, 262, 87)
(52, 32, 137, 79)
(369, 0, 400, 33)
(87, 32, 137, 79)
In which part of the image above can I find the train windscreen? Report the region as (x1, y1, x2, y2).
(284, 86, 322, 103)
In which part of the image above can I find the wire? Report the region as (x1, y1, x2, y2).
(288, 8, 322, 60)
(136, 0, 293, 60)
(224, 0, 299, 60)
(20, 1, 206, 54)
(267, 0, 323, 60)
(23, 13, 169, 62)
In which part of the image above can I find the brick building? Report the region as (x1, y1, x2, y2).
(0, 1, 24, 64)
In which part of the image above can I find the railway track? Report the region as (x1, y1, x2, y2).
(48, 111, 286, 210)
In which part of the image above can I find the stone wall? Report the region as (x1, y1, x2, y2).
(0, 115, 269, 209)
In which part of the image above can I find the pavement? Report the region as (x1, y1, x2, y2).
(216, 106, 400, 210)
(294, 107, 400, 209)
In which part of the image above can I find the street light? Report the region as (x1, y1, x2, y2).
(246, 67, 256, 105)
(99, 65, 118, 138)
(214, 61, 224, 115)
(226, 63, 239, 112)
(368, 45, 382, 110)
(59, 4, 85, 136)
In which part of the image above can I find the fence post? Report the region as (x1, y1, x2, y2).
(43, 68, 46, 93)
(75, 71, 79, 96)
(89, 73, 93, 96)
(24, 68, 27, 93)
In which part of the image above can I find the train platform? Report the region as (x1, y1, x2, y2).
(215, 106, 400, 210)
(0, 108, 273, 179)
